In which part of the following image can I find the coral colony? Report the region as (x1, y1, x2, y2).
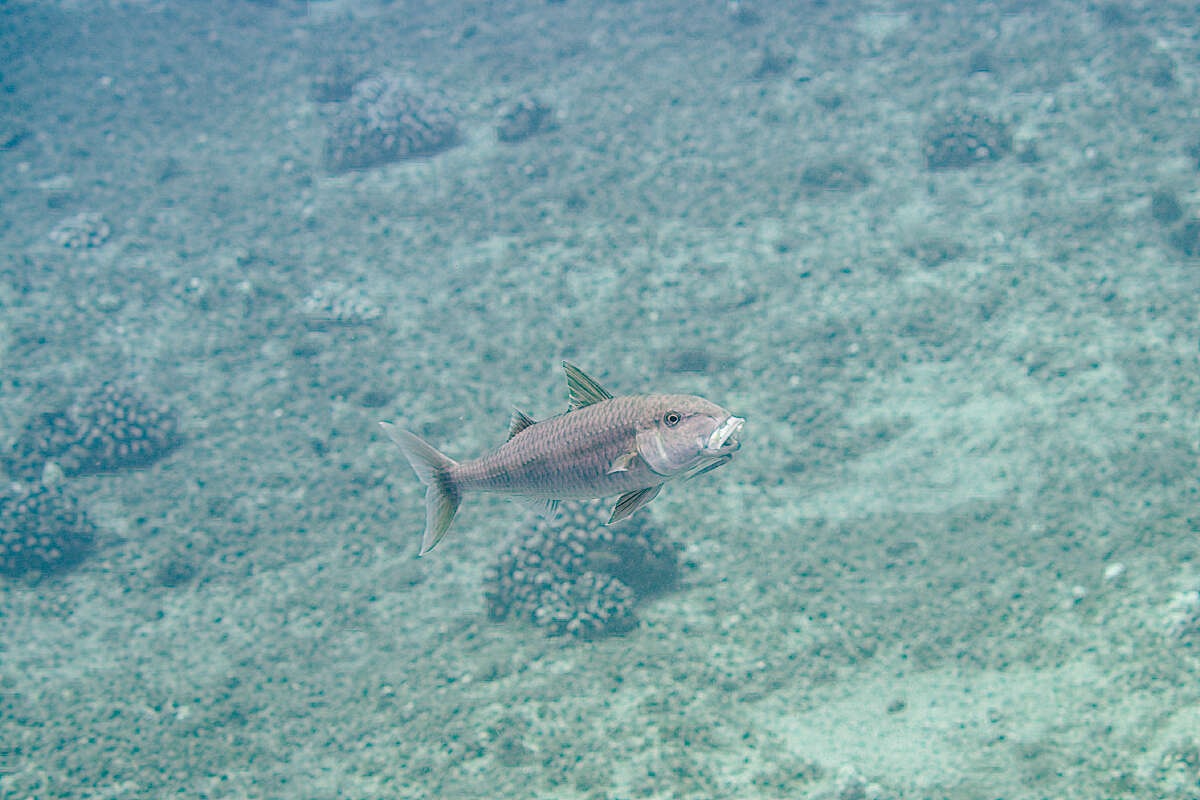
(483, 500, 681, 639)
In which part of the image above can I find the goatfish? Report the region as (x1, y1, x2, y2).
(380, 362, 745, 555)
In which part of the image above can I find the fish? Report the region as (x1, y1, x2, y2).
(380, 362, 745, 555)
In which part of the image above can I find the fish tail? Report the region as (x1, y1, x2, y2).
(379, 422, 461, 555)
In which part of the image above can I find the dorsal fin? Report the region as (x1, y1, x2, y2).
(507, 407, 537, 440)
(563, 361, 613, 410)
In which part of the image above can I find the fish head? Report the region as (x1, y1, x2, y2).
(635, 394, 744, 478)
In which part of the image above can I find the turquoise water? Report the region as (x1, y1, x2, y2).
(2, 1, 1199, 797)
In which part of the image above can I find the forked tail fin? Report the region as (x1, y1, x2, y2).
(378, 422, 461, 555)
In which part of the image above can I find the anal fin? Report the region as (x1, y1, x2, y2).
(515, 496, 559, 517)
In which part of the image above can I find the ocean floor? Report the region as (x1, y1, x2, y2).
(1, 0, 1199, 797)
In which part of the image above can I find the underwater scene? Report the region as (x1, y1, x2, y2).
(1, 0, 1199, 797)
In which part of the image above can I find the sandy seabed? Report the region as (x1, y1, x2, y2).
(1, 0, 1199, 797)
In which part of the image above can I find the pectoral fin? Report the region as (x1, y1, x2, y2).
(609, 484, 662, 524)
(606, 451, 639, 474)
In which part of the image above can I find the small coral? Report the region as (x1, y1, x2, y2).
(922, 109, 1011, 170)
(483, 499, 680, 639)
(903, 237, 966, 268)
(323, 73, 459, 172)
(0, 484, 96, 578)
(4, 384, 182, 482)
(1166, 589, 1200, 642)
(967, 49, 995, 74)
(661, 347, 714, 374)
(801, 159, 872, 192)
(496, 95, 553, 143)
(833, 765, 894, 800)
(1150, 190, 1184, 225)
(48, 212, 110, 249)
(0, 120, 30, 151)
(298, 280, 383, 328)
(310, 58, 366, 104)
(726, 1, 762, 25)
(1187, 138, 1200, 170)
(749, 47, 795, 80)
(1167, 219, 1200, 256)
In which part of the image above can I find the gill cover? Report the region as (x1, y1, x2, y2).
(636, 413, 725, 476)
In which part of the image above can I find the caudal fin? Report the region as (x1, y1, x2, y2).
(379, 422, 461, 555)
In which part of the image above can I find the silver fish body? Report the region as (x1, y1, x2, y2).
(381, 362, 744, 555)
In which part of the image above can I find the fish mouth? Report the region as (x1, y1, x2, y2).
(705, 415, 744, 455)
(683, 416, 744, 482)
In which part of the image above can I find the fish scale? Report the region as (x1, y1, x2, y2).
(455, 396, 687, 498)
(380, 362, 744, 555)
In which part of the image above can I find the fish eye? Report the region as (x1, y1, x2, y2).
(663, 411, 681, 427)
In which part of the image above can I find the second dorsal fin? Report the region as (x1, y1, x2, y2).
(563, 361, 613, 410)
(507, 407, 537, 440)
